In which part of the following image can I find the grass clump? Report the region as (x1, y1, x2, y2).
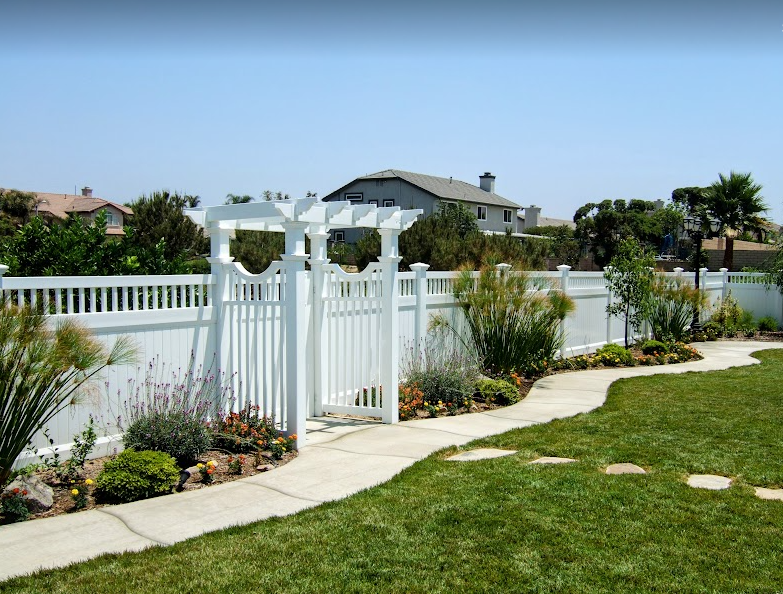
(95, 449, 179, 503)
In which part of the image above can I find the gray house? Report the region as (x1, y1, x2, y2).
(321, 169, 522, 243)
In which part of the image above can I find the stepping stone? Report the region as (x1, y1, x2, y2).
(528, 456, 577, 465)
(605, 463, 646, 475)
(687, 474, 732, 490)
(447, 448, 517, 462)
(755, 487, 783, 501)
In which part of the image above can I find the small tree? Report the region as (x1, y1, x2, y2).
(604, 239, 655, 347)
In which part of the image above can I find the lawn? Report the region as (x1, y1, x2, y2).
(3, 350, 783, 593)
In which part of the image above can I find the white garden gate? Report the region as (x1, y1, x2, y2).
(186, 199, 421, 448)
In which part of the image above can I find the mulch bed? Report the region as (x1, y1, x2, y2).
(3, 449, 297, 524)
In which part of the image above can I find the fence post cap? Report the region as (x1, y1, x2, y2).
(699, 267, 708, 272)
(409, 263, 431, 272)
(495, 263, 512, 272)
(673, 267, 684, 273)
(719, 267, 729, 273)
(0, 264, 7, 276)
(556, 264, 571, 272)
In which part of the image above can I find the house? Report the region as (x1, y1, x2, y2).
(321, 170, 522, 243)
(30, 187, 132, 236)
(517, 205, 576, 232)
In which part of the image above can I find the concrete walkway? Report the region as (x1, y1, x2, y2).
(0, 341, 778, 582)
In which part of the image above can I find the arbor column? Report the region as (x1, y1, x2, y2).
(308, 231, 330, 418)
(281, 222, 310, 447)
(205, 226, 235, 411)
(378, 229, 402, 424)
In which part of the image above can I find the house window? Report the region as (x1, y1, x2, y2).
(375, 180, 385, 187)
(477, 206, 487, 221)
(103, 210, 119, 226)
(383, 199, 395, 208)
(345, 193, 363, 202)
(333, 231, 345, 242)
(368, 200, 379, 207)
(503, 209, 513, 224)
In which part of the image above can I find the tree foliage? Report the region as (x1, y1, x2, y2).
(604, 239, 655, 347)
(574, 199, 674, 268)
(0, 189, 37, 237)
(354, 202, 547, 271)
(0, 211, 186, 276)
(125, 191, 209, 262)
(524, 225, 581, 269)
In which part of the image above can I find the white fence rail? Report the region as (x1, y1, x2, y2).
(3, 263, 782, 467)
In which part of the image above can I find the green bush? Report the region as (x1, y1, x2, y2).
(451, 267, 573, 377)
(645, 277, 705, 343)
(123, 411, 211, 466)
(758, 316, 779, 332)
(700, 321, 722, 341)
(593, 343, 635, 367)
(401, 339, 480, 410)
(641, 340, 669, 356)
(96, 449, 179, 503)
(475, 378, 520, 406)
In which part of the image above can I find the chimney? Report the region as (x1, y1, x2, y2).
(81, 186, 93, 197)
(479, 172, 495, 193)
(524, 205, 541, 230)
(653, 199, 664, 210)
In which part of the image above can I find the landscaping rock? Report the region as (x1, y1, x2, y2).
(754, 487, 783, 501)
(605, 463, 646, 475)
(4, 475, 54, 512)
(256, 464, 275, 472)
(528, 457, 577, 465)
(446, 449, 517, 462)
(686, 474, 732, 490)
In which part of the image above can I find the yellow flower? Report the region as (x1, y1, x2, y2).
(208, 460, 217, 467)
(197, 463, 204, 469)
(85, 479, 93, 485)
(71, 489, 79, 496)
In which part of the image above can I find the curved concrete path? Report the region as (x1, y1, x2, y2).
(0, 341, 778, 582)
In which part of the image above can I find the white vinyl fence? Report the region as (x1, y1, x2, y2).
(2, 262, 781, 467)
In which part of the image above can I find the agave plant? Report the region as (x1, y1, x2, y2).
(0, 302, 135, 487)
(451, 266, 574, 376)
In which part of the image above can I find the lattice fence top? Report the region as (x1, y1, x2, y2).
(185, 198, 422, 233)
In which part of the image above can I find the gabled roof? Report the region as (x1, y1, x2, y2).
(332, 169, 522, 209)
(28, 191, 133, 220)
(517, 212, 576, 230)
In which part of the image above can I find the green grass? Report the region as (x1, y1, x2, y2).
(4, 350, 783, 593)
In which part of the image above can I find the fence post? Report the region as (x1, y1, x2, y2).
(556, 265, 571, 357)
(378, 229, 402, 424)
(699, 267, 709, 324)
(0, 264, 7, 301)
(673, 267, 683, 277)
(205, 226, 235, 409)
(604, 266, 612, 345)
(495, 263, 512, 275)
(720, 267, 729, 300)
(281, 222, 310, 447)
(308, 231, 330, 418)
(409, 263, 430, 365)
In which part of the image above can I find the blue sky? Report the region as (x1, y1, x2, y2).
(1, 1, 782, 222)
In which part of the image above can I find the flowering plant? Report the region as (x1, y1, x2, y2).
(1, 488, 30, 523)
(268, 435, 296, 459)
(69, 478, 93, 509)
(212, 404, 279, 453)
(197, 460, 217, 484)
(227, 455, 246, 475)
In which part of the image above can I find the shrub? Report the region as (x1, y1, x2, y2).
(593, 343, 635, 367)
(451, 266, 573, 377)
(475, 378, 520, 406)
(1, 488, 30, 523)
(645, 277, 706, 342)
(123, 411, 211, 466)
(758, 316, 779, 332)
(700, 321, 722, 341)
(95, 449, 179, 503)
(711, 292, 744, 335)
(119, 356, 232, 466)
(401, 339, 480, 413)
(641, 340, 669, 356)
(0, 302, 134, 488)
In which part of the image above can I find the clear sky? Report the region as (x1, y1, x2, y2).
(2, 1, 782, 222)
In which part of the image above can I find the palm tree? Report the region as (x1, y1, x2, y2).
(707, 171, 769, 270)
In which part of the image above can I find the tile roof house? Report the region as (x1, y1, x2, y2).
(322, 169, 523, 243)
(30, 187, 132, 236)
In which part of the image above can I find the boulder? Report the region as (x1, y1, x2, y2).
(4, 475, 54, 512)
